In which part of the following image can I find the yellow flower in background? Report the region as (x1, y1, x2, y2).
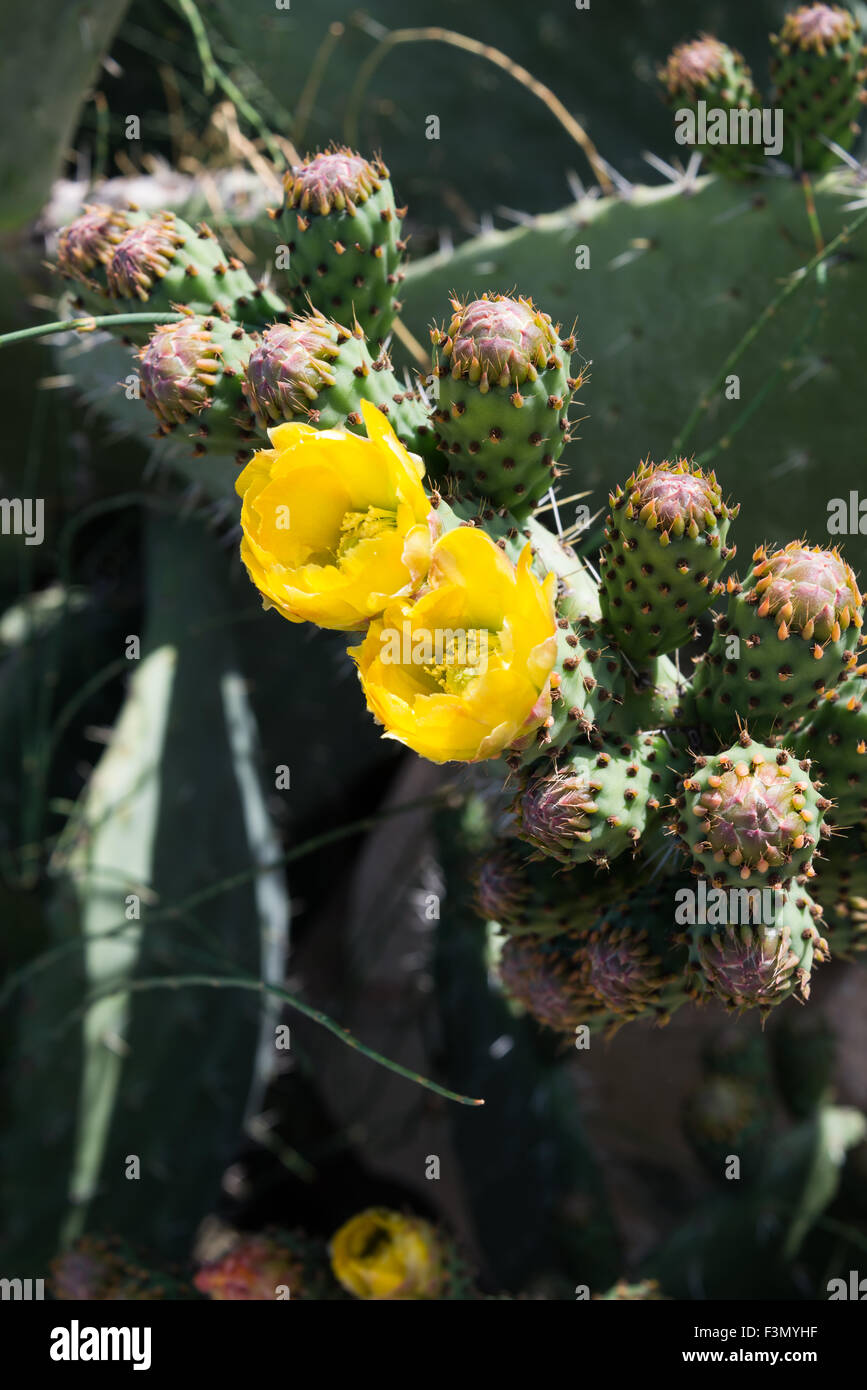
(350, 527, 557, 763)
(235, 398, 435, 631)
(330, 1208, 445, 1300)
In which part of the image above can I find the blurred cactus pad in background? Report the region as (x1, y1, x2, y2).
(3, 0, 867, 1304)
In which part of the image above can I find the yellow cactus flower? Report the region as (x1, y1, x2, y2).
(235, 398, 435, 631)
(350, 526, 557, 763)
(330, 1209, 445, 1300)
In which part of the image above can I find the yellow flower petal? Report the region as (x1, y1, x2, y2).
(235, 405, 436, 630)
(350, 532, 557, 763)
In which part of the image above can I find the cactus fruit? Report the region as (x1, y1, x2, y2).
(683, 1073, 770, 1179)
(497, 928, 609, 1034)
(498, 883, 688, 1035)
(55, 208, 286, 340)
(54, 204, 147, 293)
(770, 4, 867, 171)
(51, 1235, 197, 1300)
(789, 672, 867, 828)
(578, 883, 689, 1027)
(658, 36, 762, 176)
(279, 148, 406, 341)
(241, 311, 436, 462)
(139, 315, 258, 461)
(684, 884, 828, 1013)
(513, 731, 675, 867)
(599, 459, 737, 664)
(693, 543, 863, 741)
(473, 838, 622, 938)
(429, 293, 580, 517)
(673, 734, 831, 888)
(194, 1229, 338, 1301)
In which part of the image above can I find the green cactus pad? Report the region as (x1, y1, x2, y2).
(513, 730, 674, 867)
(770, 3, 867, 172)
(659, 34, 762, 177)
(138, 314, 257, 461)
(599, 458, 737, 663)
(693, 542, 864, 740)
(615, 653, 695, 732)
(810, 827, 867, 957)
(429, 293, 580, 517)
(279, 148, 406, 341)
(55, 207, 286, 340)
(673, 733, 831, 888)
(789, 670, 867, 827)
(684, 882, 828, 1013)
(507, 616, 630, 767)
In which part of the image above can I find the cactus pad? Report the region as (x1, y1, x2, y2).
(770, 3, 867, 171)
(430, 293, 579, 516)
(279, 148, 406, 341)
(694, 542, 863, 739)
(659, 35, 761, 176)
(599, 458, 737, 663)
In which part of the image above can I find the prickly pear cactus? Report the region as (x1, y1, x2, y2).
(770, 3, 867, 171)
(684, 885, 828, 1014)
(194, 1229, 340, 1301)
(514, 731, 675, 867)
(55, 208, 286, 339)
(51, 1235, 199, 1301)
(138, 315, 258, 460)
(789, 671, 867, 827)
(473, 838, 621, 939)
(693, 543, 863, 740)
(241, 311, 436, 461)
(16, 0, 867, 1305)
(278, 149, 406, 342)
(599, 458, 737, 662)
(429, 293, 580, 516)
(672, 734, 831, 888)
(658, 36, 761, 176)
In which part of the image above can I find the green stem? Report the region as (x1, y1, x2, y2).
(0, 312, 184, 350)
(173, 0, 287, 171)
(671, 205, 867, 454)
(695, 293, 824, 467)
(53, 973, 485, 1108)
(0, 791, 452, 1009)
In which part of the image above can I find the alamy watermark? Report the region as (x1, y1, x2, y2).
(0, 498, 43, 546)
(379, 622, 489, 674)
(0, 1276, 44, 1299)
(674, 881, 778, 926)
(674, 101, 783, 159)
